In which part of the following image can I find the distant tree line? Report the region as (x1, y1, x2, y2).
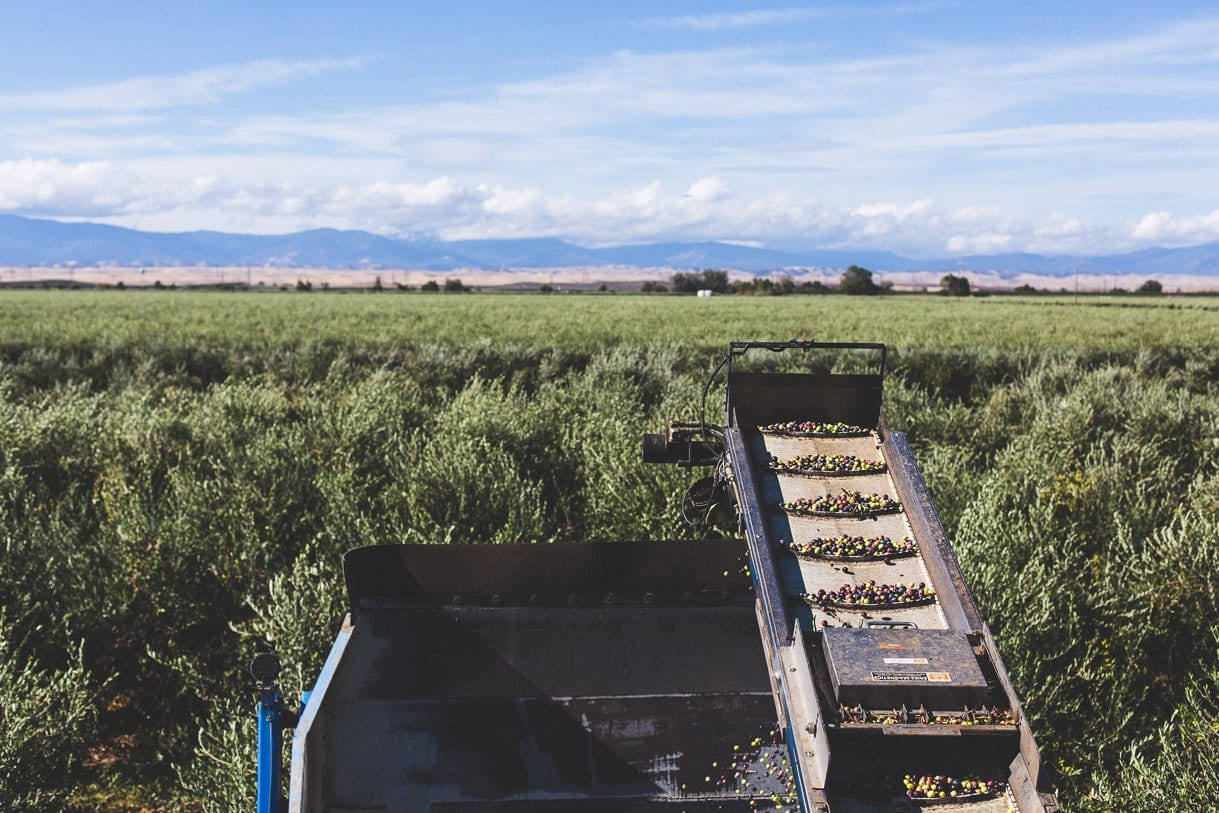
(297, 276, 473, 293)
(735, 276, 830, 295)
(1011, 278, 1164, 295)
(671, 269, 730, 293)
(645, 268, 1170, 297)
(647, 265, 887, 295)
(420, 278, 470, 292)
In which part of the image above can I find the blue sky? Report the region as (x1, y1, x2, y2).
(3, 1, 1219, 256)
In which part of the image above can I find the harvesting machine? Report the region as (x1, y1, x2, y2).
(260, 341, 1058, 812)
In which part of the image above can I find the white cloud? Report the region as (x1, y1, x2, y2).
(0, 158, 131, 215)
(1023, 215, 1104, 255)
(638, 8, 830, 32)
(851, 199, 934, 220)
(686, 176, 731, 201)
(1131, 209, 1219, 245)
(1132, 211, 1174, 241)
(946, 233, 1013, 255)
(9, 18, 1219, 190)
(898, 119, 1219, 151)
(12, 157, 1219, 256)
(342, 178, 471, 209)
(1003, 17, 1219, 80)
(0, 57, 365, 113)
(480, 185, 549, 217)
(637, 3, 954, 32)
(6, 16, 1219, 255)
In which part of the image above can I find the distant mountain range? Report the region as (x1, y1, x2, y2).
(2, 213, 1217, 277)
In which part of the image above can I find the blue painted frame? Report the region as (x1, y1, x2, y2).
(256, 687, 284, 813)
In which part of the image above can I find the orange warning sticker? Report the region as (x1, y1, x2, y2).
(926, 672, 952, 682)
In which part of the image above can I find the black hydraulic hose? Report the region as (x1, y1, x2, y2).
(699, 351, 732, 438)
(707, 339, 816, 433)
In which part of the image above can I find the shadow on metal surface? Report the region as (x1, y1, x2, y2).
(297, 541, 792, 811)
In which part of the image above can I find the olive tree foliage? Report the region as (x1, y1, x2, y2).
(0, 627, 97, 812)
(3, 328, 1219, 810)
(1076, 629, 1219, 812)
(891, 357, 1219, 800)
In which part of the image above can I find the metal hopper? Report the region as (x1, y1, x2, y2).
(289, 540, 798, 811)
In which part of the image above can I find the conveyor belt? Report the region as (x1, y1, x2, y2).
(721, 347, 1058, 813)
(753, 431, 948, 633)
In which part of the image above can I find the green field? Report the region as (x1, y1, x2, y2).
(2, 289, 1219, 350)
(1, 290, 1217, 811)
